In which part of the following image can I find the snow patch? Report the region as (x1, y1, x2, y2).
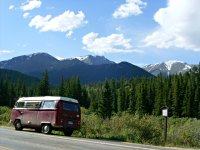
(183, 64, 192, 70)
(55, 56, 65, 60)
(164, 60, 183, 70)
(76, 55, 89, 61)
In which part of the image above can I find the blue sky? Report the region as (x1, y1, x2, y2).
(1, 0, 200, 66)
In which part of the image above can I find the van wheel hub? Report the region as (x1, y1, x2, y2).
(14, 120, 23, 131)
(42, 124, 52, 134)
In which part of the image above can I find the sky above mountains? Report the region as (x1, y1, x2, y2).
(1, 0, 200, 66)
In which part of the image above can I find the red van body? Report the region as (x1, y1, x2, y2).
(10, 96, 81, 136)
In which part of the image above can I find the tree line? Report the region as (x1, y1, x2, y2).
(0, 65, 200, 119)
(88, 65, 200, 118)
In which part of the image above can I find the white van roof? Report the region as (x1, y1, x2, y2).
(17, 96, 79, 103)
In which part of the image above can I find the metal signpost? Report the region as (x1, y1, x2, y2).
(162, 107, 168, 146)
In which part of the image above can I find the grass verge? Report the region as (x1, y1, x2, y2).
(1, 107, 200, 148)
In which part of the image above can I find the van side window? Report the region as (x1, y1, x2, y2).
(63, 103, 79, 112)
(25, 101, 40, 108)
(41, 101, 56, 109)
(15, 102, 25, 108)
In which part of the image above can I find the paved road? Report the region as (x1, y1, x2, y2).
(0, 127, 192, 150)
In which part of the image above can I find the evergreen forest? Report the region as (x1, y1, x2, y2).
(0, 65, 200, 119)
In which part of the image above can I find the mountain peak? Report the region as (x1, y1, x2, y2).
(164, 60, 184, 71)
(144, 60, 192, 76)
(27, 52, 50, 57)
(0, 52, 58, 73)
(75, 55, 115, 65)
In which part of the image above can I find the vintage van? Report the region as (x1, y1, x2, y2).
(10, 96, 81, 136)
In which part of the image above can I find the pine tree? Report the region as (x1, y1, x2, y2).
(196, 64, 200, 118)
(153, 76, 163, 116)
(88, 88, 98, 112)
(117, 79, 125, 112)
(145, 80, 154, 115)
(98, 80, 112, 118)
(128, 86, 135, 114)
(38, 70, 50, 96)
(182, 80, 192, 117)
(59, 76, 65, 96)
(171, 76, 181, 117)
(81, 86, 89, 108)
(135, 84, 145, 116)
(73, 77, 82, 102)
(110, 79, 118, 113)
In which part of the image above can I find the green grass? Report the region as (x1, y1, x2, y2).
(1, 106, 200, 148)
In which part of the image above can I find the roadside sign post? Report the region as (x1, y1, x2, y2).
(162, 107, 168, 146)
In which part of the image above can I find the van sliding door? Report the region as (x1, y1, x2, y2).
(21, 101, 40, 127)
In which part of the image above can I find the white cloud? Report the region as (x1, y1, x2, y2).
(20, 0, 42, 11)
(29, 11, 87, 36)
(113, 0, 147, 18)
(0, 50, 11, 55)
(9, 5, 14, 10)
(23, 12, 30, 18)
(66, 31, 73, 38)
(82, 32, 143, 55)
(143, 0, 200, 51)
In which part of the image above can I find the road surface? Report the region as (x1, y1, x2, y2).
(0, 127, 192, 150)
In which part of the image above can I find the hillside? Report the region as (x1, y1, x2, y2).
(48, 61, 153, 84)
(0, 69, 39, 85)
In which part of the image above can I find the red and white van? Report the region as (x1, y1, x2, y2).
(10, 96, 81, 136)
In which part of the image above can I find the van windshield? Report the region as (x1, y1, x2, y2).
(63, 103, 79, 112)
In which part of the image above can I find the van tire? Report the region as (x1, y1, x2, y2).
(64, 129, 73, 136)
(14, 120, 23, 131)
(41, 124, 52, 134)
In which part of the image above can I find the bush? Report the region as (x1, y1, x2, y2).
(104, 113, 162, 145)
(76, 112, 103, 138)
(168, 118, 200, 147)
(0, 106, 11, 126)
(75, 111, 162, 145)
(74, 109, 200, 148)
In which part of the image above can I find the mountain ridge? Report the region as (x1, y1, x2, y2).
(0, 52, 153, 84)
(0, 68, 39, 85)
(143, 60, 193, 76)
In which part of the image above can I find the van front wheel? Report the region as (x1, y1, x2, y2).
(41, 124, 52, 134)
(14, 120, 23, 131)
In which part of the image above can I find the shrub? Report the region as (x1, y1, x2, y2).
(168, 118, 200, 147)
(0, 106, 11, 126)
(76, 112, 163, 145)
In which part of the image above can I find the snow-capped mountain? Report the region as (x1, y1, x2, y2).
(74, 55, 115, 65)
(0, 52, 152, 84)
(0, 53, 113, 73)
(143, 60, 193, 76)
